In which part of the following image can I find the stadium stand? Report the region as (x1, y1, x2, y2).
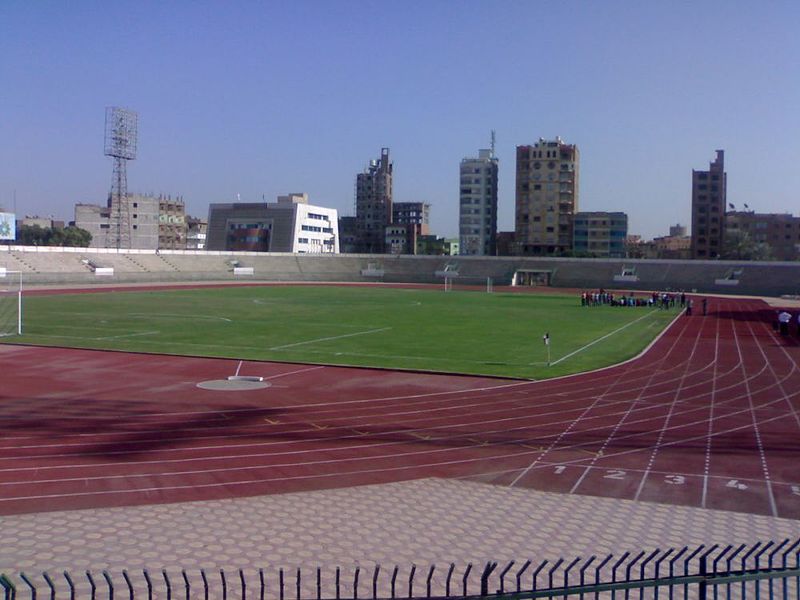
(2, 245, 799, 296)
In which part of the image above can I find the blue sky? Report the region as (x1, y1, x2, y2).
(1, 1, 798, 240)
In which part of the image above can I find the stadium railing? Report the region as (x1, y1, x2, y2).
(3, 538, 798, 600)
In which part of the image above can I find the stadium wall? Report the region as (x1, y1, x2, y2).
(1, 245, 798, 297)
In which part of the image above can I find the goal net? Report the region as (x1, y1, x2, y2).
(0, 270, 22, 337)
(443, 276, 494, 293)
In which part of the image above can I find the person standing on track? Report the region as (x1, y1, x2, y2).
(702, 298, 708, 316)
(778, 311, 791, 335)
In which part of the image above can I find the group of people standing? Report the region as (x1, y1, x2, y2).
(581, 289, 710, 316)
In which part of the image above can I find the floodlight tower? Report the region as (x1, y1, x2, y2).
(104, 107, 138, 249)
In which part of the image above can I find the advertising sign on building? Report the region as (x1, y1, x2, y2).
(0, 213, 15, 241)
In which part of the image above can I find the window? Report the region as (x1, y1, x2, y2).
(100, 224, 110, 229)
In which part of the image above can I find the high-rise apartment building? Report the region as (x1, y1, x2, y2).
(459, 149, 499, 256)
(691, 150, 726, 259)
(515, 137, 579, 255)
(573, 211, 628, 258)
(356, 148, 393, 253)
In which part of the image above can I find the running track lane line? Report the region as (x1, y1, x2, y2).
(506, 314, 695, 487)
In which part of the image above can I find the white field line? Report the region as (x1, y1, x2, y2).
(94, 330, 160, 341)
(234, 360, 243, 376)
(128, 312, 232, 323)
(269, 327, 391, 350)
(550, 310, 660, 366)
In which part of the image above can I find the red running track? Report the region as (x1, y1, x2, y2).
(1, 297, 799, 517)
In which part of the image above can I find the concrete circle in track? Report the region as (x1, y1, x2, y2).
(196, 379, 272, 391)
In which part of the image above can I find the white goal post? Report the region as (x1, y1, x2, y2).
(443, 276, 494, 293)
(0, 269, 22, 337)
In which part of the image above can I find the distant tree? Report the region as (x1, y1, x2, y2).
(16, 225, 91, 247)
(721, 230, 773, 261)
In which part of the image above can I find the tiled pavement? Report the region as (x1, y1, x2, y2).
(3, 478, 799, 577)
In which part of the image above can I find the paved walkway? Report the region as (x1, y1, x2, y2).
(3, 478, 799, 576)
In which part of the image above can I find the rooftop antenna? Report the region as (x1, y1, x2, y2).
(490, 130, 496, 158)
(104, 107, 138, 249)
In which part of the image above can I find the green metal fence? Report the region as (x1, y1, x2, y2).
(2, 538, 798, 599)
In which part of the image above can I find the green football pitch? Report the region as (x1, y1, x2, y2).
(6, 285, 681, 379)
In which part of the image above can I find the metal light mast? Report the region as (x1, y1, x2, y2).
(104, 107, 138, 249)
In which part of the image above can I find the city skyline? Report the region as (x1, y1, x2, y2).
(1, 2, 799, 241)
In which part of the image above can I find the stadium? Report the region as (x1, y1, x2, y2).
(2, 247, 800, 598)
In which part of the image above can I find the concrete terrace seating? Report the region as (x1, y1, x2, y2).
(10, 250, 88, 273)
(3, 246, 799, 296)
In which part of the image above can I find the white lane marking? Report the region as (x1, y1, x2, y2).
(263, 366, 326, 380)
(2, 409, 796, 502)
(633, 305, 705, 501)
(234, 361, 243, 376)
(550, 310, 659, 366)
(269, 327, 392, 350)
(702, 301, 724, 508)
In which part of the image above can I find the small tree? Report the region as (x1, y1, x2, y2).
(721, 230, 773, 261)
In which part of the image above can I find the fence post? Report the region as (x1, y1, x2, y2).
(122, 571, 134, 600)
(426, 565, 435, 598)
(221, 569, 228, 600)
(653, 549, 674, 600)
(42, 572, 56, 600)
(754, 542, 775, 600)
(498, 561, 515, 594)
(200, 570, 209, 600)
(182, 570, 191, 600)
(0, 574, 15, 600)
(408, 564, 417, 599)
(699, 554, 708, 600)
(241, 569, 247, 600)
(103, 571, 114, 600)
(372, 565, 380, 599)
(64, 571, 75, 600)
(335, 568, 340, 600)
(668, 547, 688, 600)
(317, 568, 322, 600)
(548, 559, 564, 595)
(577, 557, 595, 600)
(592, 556, 612, 600)
(163, 569, 172, 600)
(515, 561, 532, 595)
(741, 542, 763, 600)
(480, 562, 497, 597)
(354, 567, 360, 600)
(259, 569, 265, 600)
(532, 560, 549, 593)
(391, 566, 399, 599)
(87, 571, 97, 600)
(462, 564, 473, 597)
(143, 569, 153, 600)
(19, 573, 34, 600)
(624, 551, 645, 600)
(562, 557, 581, 600)
(297, 568, 302, 600)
